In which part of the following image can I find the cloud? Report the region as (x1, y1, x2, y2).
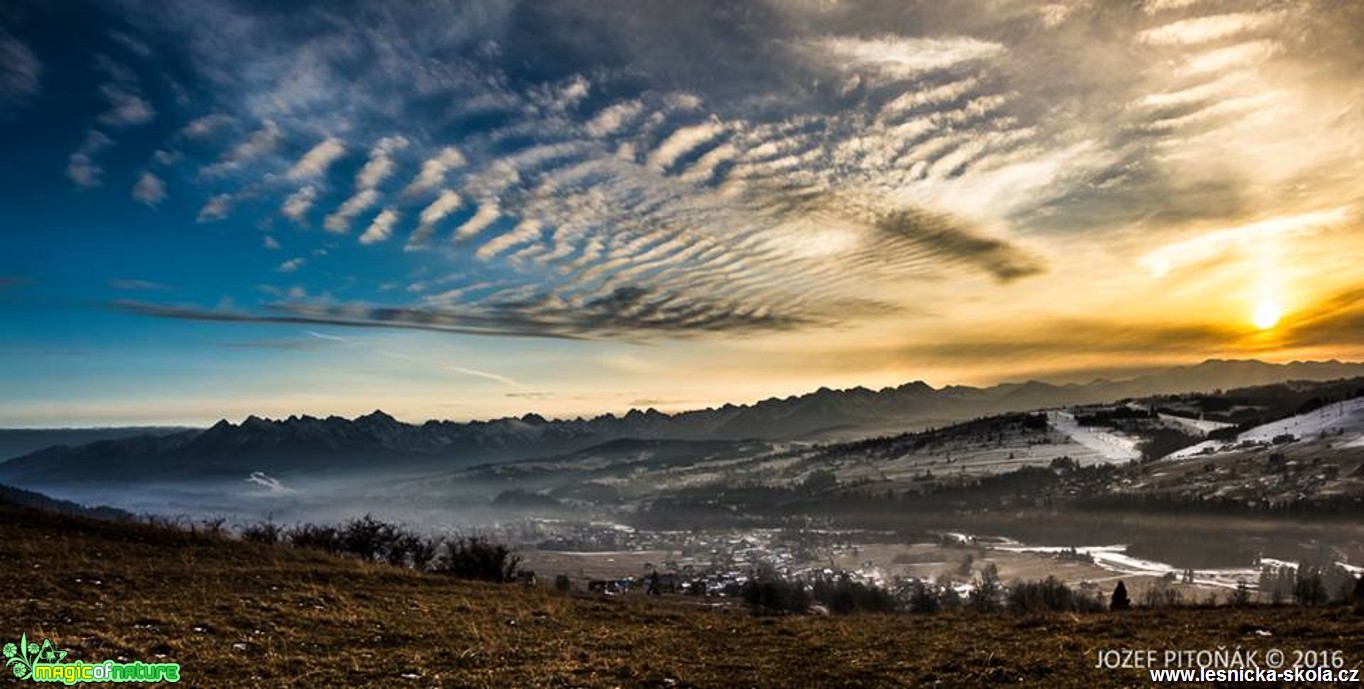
(869, 319, 1239, 367)
(112, 299, 586, 340)
(448, 366, 528, 390)
(355, 135, 409, 189)
(131, 171, 167, 206)
(452, 201, 500, 240)
(647, 120, 728, 171)
(319, 136, 409, 234)
(281, 185, 319, 224)
(113, 282, 814, 339)
(359, 208, 401, 245)
(109, 278, 172, 291)
(245, 471, 295, 494)
(402, 147, 466, 197)
(476, 219, 542, 261)
(1138, 12, 1282, 46)
(276, 257, 306, 273)
(402, 190, 462, 248)
(323, 189, 378, 233)
(803, 35, 1005, 82)
(286, 136, 346, 180)
(197, 194, 232, 222)
(66, 130, 112, 188)
(202, 120, 281, 176)
(180, 114, 233, 139)
(1139, 208, 1351, 277)
(584, 100, 643, 137)
(96, 82, 155, 126)
(109, 30, 153, 59)
(875, 209, 1045, 282)
(543, 74, 589, 111)
(0, 30, 41, 111)
(91, 0, 1364, 354)
(263, 235, 281, 250)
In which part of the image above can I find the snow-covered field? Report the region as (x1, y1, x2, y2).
(1047, 411, 1141, 463)
(1166, 397, 1364, 460)
(1158, 413, 1235, 436)
(1239, 397, 1364, 443)
(992, 544, 1362, 591)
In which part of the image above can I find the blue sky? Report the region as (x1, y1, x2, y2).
(3, 1, 1363, 426)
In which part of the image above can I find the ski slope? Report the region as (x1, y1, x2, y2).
(1047, 411, 1141, 462)
(1166, 397, 1364, 460)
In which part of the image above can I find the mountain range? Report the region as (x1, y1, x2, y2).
(0, 427, 194, 463)
(2, 358, 1362, 485)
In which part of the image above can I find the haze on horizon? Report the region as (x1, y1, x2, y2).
(2, 0, 1364, 427)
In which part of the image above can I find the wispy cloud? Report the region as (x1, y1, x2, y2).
(197, 194, 231, 222)
(323, 189, 378, 234)
(358, 208, 400, 245)
(802, 35, 1005, 82)
(324, 136, 408, 233)
(281, 186, 318, 225)
(66, 129, 112, 188)
(286, 136, 346, 180)
(405, 190, 462, 247)
(876, 209, 1045, 282)
(355, 136, 408, 189)
(448, 366, 527, 390)
(201, 120, 281, 176)
(1138, 11, 1283, 46)
(109, 278, 172, 291)
(276, 257, 306, 273)
(0, 30, 41, 113)
(402, 147, 465, 197)
(131, 171, 167, 206)
(180, 113, 233, 139)
(451, 201, 500, 241)
(71, 0, 1364, 361)
(647, 120, 728, 171)
(1139, 208, 1351, 277)
(96, 82, 155, 126)
(584, 100, 643, 137)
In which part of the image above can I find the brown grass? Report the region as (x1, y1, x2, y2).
(2, 504, 1363, 687)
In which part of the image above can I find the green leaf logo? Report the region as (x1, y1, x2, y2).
(4, 633, 73, 680)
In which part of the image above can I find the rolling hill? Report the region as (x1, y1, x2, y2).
(2, 496, 1361, 687)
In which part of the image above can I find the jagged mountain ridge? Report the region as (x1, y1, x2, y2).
(2, 358, 1362, 484)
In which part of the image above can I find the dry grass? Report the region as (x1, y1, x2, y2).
(3, 504, 1363, 687)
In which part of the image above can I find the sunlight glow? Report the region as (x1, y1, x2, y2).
(1252, 300, 1283, 330)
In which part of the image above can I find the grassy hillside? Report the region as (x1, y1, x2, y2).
(2, 504, 1363, 687)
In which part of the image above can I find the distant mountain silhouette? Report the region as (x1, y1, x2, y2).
(0, 427, 195, 462)
(0, 482, 134, 521)
(2, 359, 1361, 485)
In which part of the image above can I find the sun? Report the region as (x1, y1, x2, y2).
(1252, 301, 1283, 330)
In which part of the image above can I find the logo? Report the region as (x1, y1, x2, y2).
(4, 633, 180, 684)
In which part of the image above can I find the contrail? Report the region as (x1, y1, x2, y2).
(305, 330, 350, 342)
(303, 329, 529, 391)
(448, 366, 529, 390)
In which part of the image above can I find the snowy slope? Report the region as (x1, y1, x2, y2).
(1166, 397, 1364, 459)
(1047, 411, 1141, 462)
(1157, 413, 1235, 436)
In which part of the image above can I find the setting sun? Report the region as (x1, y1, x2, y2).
(1253, 301, 1284, 330)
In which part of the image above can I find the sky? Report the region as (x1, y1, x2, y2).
(2, 0, 1364, 426)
